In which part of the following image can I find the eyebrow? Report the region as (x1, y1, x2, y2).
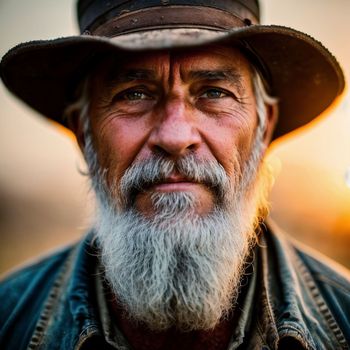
(187, 69, 245, 92)
(106, 69, 157, 87)
(104, 67, 245, 93)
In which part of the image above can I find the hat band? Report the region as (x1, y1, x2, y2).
(90, 6, 252, 37)
(79, 0, 259, 34)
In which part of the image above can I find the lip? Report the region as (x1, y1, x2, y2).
(151, 175, 199, 192)
(153, 181, 199, 192)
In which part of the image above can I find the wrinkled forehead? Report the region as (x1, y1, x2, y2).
(90, 44, 254, 87)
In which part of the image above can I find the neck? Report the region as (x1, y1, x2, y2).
(109, 298, 237, 350)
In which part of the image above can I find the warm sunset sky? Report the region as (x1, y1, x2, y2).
(0, 0, 349, 272)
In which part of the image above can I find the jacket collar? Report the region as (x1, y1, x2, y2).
(256, 229, 315, 349)
(259, 221, 348, 350)
(31, 227, 347, 349)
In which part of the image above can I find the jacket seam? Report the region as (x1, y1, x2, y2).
(26, 246, 79, 349)
(259, 236, 279, 349)
(293, 251, 349, 349)
(74, 325, 101, 350)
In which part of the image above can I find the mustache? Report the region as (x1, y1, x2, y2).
(117, 154, 231, 208)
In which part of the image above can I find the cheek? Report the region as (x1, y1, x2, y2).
(92, 117, 150, 182)
(200, 113, 256, 177)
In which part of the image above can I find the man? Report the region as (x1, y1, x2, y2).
(0, 0, 349, 349)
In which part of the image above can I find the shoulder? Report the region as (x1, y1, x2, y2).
(271, 221, 349, 289)
(265, 219, 350, 288)
(292, 240, 350, 339)
(0, 242, 78, 348)
(0, 244, 74, 300)
(295, 244, 350, 293)
(265, 220, 350, 343)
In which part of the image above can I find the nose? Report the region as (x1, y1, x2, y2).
(148, 99, 201, 157)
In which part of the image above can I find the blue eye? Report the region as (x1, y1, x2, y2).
(123, 91, 150, 101)
(201, 89, 228, 99)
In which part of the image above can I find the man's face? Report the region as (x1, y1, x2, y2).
(78, 45, 275, 331)
(87, 45, 261, 215)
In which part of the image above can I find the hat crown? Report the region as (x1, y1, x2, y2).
(77, 0, 260, 34)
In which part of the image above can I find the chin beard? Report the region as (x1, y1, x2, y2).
(85, 131, 270, 332)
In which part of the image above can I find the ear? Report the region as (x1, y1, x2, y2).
(262, 102, 279, 146)
(67, 111, 86, 154)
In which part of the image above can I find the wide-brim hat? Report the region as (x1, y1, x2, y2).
(0, 0, 345, 140)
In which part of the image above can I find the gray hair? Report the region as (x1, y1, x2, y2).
(252, 69, 278, 140)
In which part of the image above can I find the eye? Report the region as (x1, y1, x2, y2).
(122, 90, 152, 101)
(200, 88, 230, 99)
(112, 87, 155, 103)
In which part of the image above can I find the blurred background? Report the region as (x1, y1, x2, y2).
(1, 0, 350, 274)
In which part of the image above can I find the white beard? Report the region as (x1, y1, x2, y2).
(85, 130, 269, 331)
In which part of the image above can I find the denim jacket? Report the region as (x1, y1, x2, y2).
(1, 223, 349, 350)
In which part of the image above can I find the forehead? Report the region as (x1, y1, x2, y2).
(93, 44, 253, 82)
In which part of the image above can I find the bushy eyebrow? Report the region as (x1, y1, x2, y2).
(106, 69, 156, 87)
(104, 67, 245, 94)
(187, 69, 244, 93)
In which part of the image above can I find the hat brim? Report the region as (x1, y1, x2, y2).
(0, 25, 345, 140)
